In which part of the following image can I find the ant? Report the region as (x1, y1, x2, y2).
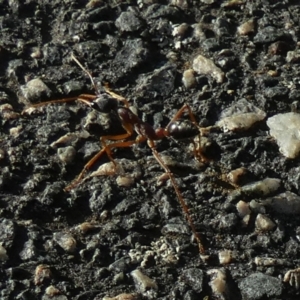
(23, 54, 206, 255)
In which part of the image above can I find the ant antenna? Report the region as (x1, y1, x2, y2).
(71, 53, 99, 95)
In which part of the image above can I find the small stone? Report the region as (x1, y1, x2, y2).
(0, 103, 19, 120)
(208, 269, 227, 296)
(9, 125, 23, 137)
(241, 178, 281, 197)
(227, 167, 247, 185)
(103, 293, 138, 300)
(21, 78, 52, 102)
(255, 213, 276, 231)
(238, 272, 283, 300)
(265, 191, 300, 215)
(131, 269, 158, 293)
(237, 19, 255, 35)
(182, 69, 196, 89)
(254, 257, 288, 266)
(115, 10, 143, 32)
(267, 112, 300, 158)
(217, 99, 266, 132)
(45, 285, 61, 296)
(236, 201, 251, 218)
(172, 23, 189, 38)
(53, 232, 77, 253)
(116, 175, 135, 187)
(286, 50, 300, 63)
(77, 222, 97, 234)
(57, 146, 76, 164)
(136, 63, 176, 97)
(218, 250, 232, 264)
(180, 268, 204, 293)
(50, 131, 90, 148)
(34, 264, 52, 285)
(0, 244, 8, 261)
(192, 54, 224, 83)
(19, 240, 37, 261)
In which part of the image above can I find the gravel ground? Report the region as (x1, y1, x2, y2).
(1, 0, 300, 299)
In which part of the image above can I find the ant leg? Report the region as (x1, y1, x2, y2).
(22, 94, 97, 114)
(166, 103, 198, 127)
(64, 135, 146, 192)
(147, 139, 205, 255)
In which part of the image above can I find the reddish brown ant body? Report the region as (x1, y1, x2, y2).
(24, 54, 205, 254)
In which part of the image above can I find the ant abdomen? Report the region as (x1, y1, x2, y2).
(167, 119, 199, 140)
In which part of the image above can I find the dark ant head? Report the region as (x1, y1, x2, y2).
(90, 93, 118, 113)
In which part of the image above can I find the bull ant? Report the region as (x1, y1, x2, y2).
(24, 54, 206, 255)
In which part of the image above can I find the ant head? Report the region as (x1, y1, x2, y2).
(90, 94, 118, 113)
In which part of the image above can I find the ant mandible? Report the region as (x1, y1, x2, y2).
(23, 54, 206, 255)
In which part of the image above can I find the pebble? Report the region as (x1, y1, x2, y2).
(34, 264, 52, 285)
(136, 63, 176, 97)
(50, 131, 90, 148)
(180, 268, 204, 293)
(53, 232, 77, 253)
(227, 167, 247, 185)
(0, 103, 19, 120)
(57, 146, 77, 164)
(192, 54, 224, 83)
(255, 213, 276, 232)
(264, 191, 300, 215)
(286, 50, 300, 63)
(217, 99, 266, 132)
(130, 269, 158, 293)
(236, 201, 251, 218)
(19, 240, 37, 260)
(182, 69, 196, 89)
(0, 244, 8, 261)
(218, 250, 232, 264)
(240, 178, 281, 197)
(207, 269, 227, 297)
(103, 293, 138, 300)
(9, 125, 23, 137)
(77, 222, 97, 234)
(237, 19, 255, 35)
(254, 257, 289, 267)
(45, 285, 61, 296)
(20, 78, 52, 102)
(238, 272, 282, 300)
(267, 112, 300, 158)
(115, 10, 143, 32)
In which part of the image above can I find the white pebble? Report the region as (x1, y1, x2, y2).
(131, 269, 158, 293)
(267, 112, 300, 158)
(192, 54, 224, 83)
(182, 69, 196, 89)
(217, 99, 266, 132)
(218, 250, 232, 264)
(236, 201, 251, 218)
(255, 213, 276, 231)
(57, 146, 76, 164)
